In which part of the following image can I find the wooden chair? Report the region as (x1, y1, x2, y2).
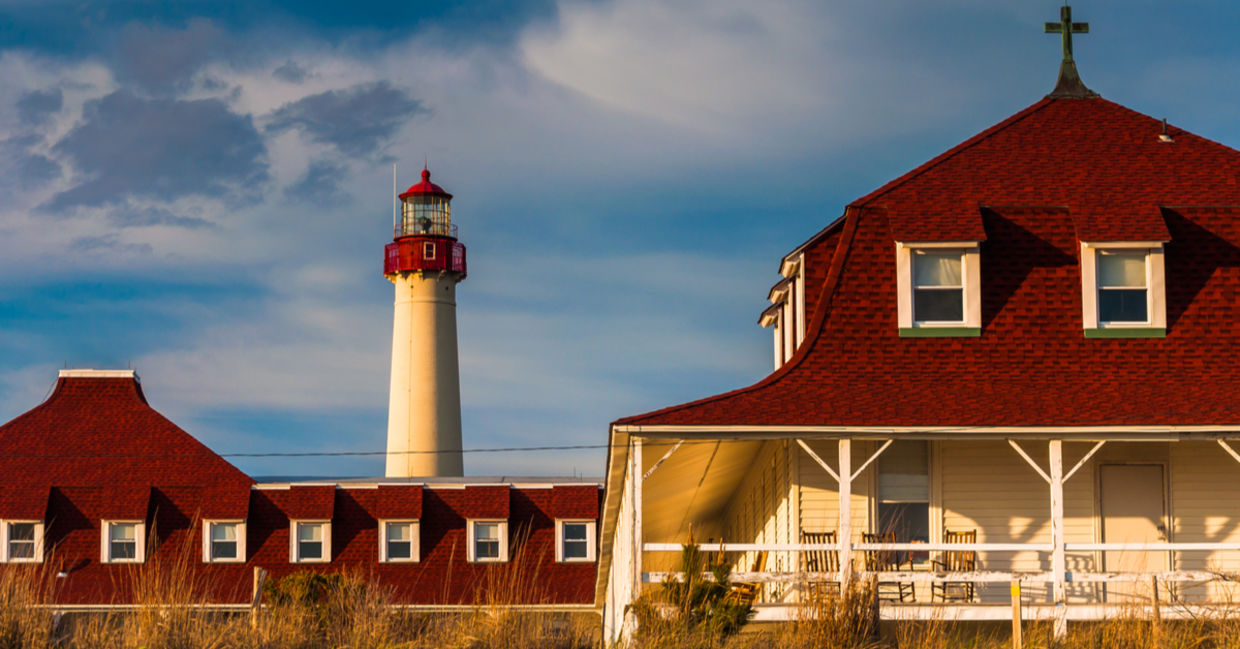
(862, 531, 915, 602)
(729, 550, 768, 604)
(800, 531, 840, 597)
(931, 529, 977, 602)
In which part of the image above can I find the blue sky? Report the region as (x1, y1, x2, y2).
(2, 1, 1238, 477)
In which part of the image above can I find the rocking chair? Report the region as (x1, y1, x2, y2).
(862, 531, 916, 602)
(729, 550, 768, 605)
(800, 530, 840, 597)
(931, 529, 977, 602)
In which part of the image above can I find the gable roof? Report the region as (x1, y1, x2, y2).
(0, 372, 253, 515)
(617, 96, 1240, 428)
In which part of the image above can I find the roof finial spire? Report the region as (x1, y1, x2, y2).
(1044, 5, 1098, 98)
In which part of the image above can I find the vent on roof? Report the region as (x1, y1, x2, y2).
(1159, 118, 1174, 143)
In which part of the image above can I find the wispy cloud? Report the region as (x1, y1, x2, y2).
(265, 81, 426, 159)
(47, 90, 269, 210)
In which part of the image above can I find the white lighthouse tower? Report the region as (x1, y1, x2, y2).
(384, 168, 467, 477)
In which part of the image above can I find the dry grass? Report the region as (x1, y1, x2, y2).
(0, 527, 597, 649)
(643, 577, 1240, 649)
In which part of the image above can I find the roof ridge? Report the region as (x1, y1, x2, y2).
(851, 98, 1056, 208)
(613, 206, 861, 426)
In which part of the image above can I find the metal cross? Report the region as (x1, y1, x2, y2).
(1044, 5, 1089, 63)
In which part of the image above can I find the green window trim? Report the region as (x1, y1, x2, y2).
(1084, 328, 1166, 339)
(898, 327, 981, 338)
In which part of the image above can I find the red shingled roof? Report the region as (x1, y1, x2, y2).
(0, 374, 253, 516)
(617, 96, 1240, 427)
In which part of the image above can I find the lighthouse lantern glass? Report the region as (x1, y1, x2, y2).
(399, 195, 452, 237)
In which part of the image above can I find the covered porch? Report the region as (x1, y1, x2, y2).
(598, 426, 1240, 644)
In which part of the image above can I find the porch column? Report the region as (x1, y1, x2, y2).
(838, 438, 852, 586)
(1048, 439, 1067, 638)
(633, 437, 643, 598)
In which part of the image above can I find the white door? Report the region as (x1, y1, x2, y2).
(1099, 464, 1166, 602)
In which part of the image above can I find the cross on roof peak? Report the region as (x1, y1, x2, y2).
(1044, 5, 1089, 63)
(1043, 5, 1098, 99)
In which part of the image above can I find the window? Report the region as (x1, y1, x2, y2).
(556, 520, 597, 562)
(423, 241, 436, 259)
(290, 521, 330, 563)
(912, 251, 964, 323)
(1097, 251, 1148, 324)
(202, 521, 245, 563)
(1079, 242, 1166, 336)
(895, 242, 981, 336)
(2, 521, 43, 563)
(877, 441, 930, 561)
(101, 521, 145, 563)
(380, 520, 419, 563)
(467, 520, 508, 563)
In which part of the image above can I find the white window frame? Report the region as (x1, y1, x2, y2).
(379, 519, 420, 563)
(1, 520, 44, 563)
(101, 520, 146, 564)
(289, 520, 331, 564)
(466, 519, 508, 563)
(423, 241, 436, 259)
(201, 520, 246, 564)
(895, 242, 981, 330)
(1079, 242, 1166, 330)
(554, 519, 597, 563)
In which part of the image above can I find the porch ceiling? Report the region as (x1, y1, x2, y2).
(641, 438, 764, 544)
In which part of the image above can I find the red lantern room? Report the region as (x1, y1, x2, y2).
(384, 168, 467, 277)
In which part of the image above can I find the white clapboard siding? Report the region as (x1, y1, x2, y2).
(1170, 441, 1240, 602)
(797, 439, 873, 545)
(940, 440, 1097, 603)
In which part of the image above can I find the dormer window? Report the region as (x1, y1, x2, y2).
(1097, 251, 1148, 323)
(1079, 242, 1165, 337)
(895, 242, 981, 337)
(912, 251, 964, 323)
(101, 520, 145, 564)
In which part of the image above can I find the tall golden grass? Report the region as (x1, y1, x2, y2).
(635, 573, 1240, 649)
(0, 523, 597, 649)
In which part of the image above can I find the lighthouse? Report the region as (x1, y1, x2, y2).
(383, 168, 467, 477)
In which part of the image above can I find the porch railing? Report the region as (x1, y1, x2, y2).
(642, 541, 1240, 584)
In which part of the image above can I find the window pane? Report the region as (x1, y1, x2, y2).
(298, 541, 322, 560)
(9, 524, 35, 560)
(110, 523, 136, 543)
(913, 288, 963, 322)
(474, 522, 502, 559)
(9, 523, 34, 542)
(387, 540, 412, 560)
(9, 542, 34, 559)
(111, 541, 136, 560)
(913, 252, 962, 287)
(210, 523, 237, 543)
(211, 541, 237, 560)
(879, 441, 929, 502)
(297, 524, 322, 543)
(563, 523, 587, 542)
(476, 540, 499, 559)
(475, 523, 499, 541)
(1098, 252, 1146, 288)
(1099, 288, 1148, 323)
(878, 502, 930, 546)
(387, 523, 410, 542)
(563, 540, 588, 560)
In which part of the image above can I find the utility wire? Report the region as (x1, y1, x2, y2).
(0, 429, 1197, 460)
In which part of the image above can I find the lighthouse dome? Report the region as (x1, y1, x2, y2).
(398, 168, 453, 200)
